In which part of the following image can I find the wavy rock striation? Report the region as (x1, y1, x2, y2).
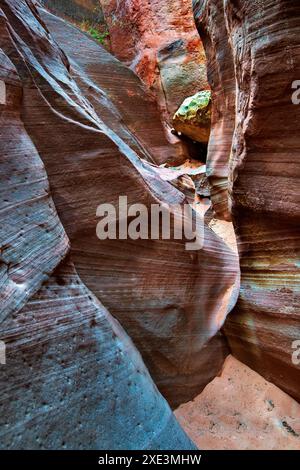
(40, 0, 105, 27)
(0, 0, 240, 423)
(0, 1, 199, 449)
(193, 0, 235, 221)
(0, 257, 196, 450)
(173, 90, 212, 144)
(194, 0, 300, 401)
(0, 36, 69, 325)
(0, 0, 197, 450)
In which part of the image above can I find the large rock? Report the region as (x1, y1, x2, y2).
(35, 6, 184, 167)
(100, 0, 208, 160)
(0, 0, 240, 408)
(173, 90, 212, 144)
(193, 0, 236, 221)
(0, 41, 69, 325)
(0, 258, 196, 450)
(175, 356, 300, 450)
(194, 0, 300, 401)
(0, 1, 196, 449)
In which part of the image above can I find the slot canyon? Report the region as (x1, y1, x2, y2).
(0, 0, 299, 452)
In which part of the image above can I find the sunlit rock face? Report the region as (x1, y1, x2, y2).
(194, 0, 300, 401)
(0, 0, 240, 414)
(173, 90, 211, 144)
(100, 0, 208, 160)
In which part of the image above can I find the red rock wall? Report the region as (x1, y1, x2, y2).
(0, 0, 240, 434)
(28, 5, 240, 407)
(193, 0, 235, 221)
(100, 0, 208, 127)
(194, 0, 300, 401)
(0, 0, 197, 449)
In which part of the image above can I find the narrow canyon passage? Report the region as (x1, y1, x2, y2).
(0, 0, 299, 452)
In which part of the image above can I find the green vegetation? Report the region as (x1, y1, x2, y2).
(175, 90, 212, 123)
(87, 28, 109, 45)
(172, 90, 212, 144)
(79, 20, 109, 46)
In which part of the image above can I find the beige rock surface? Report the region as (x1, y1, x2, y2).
(175, 355, 300, 450)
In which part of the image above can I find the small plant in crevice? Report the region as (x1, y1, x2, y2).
(79, 20, 109, 46)
(87, 28, 109, 45)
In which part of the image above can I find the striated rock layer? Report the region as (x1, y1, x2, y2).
(100, 0, 209, 161)
(194, 0, 300, 401)
(0, 0, 240, 418)
(193, 0, 235, 221)
(40, 0, 105, 26)
(172, 90, 211, 144)
(39, 5, 239, 407)
(0, 1, 196, 450)
(0, 258, 197, 450)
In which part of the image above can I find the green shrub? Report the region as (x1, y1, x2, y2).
(87, 28, 109, 45)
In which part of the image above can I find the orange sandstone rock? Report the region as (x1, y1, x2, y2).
(100, 0, 208, 126)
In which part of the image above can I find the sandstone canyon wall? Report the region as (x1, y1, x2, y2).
(0, 0, 198, 449)
(193, 0, 235, 220)
(0, 0, 241, 449)
(41, 0, 105, 27)
(2, 0, 298, 451)
(100, 0, 209, 157)
(194, 0, 300, 402)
